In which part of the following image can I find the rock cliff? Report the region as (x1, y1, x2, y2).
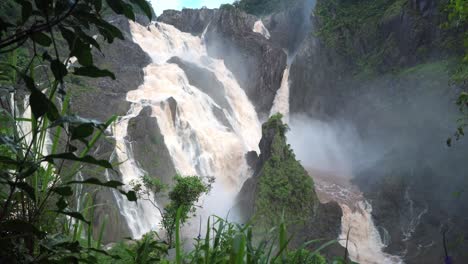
(158, 8, 287, 116)
(278, 0, 468, 262)
(237, 114, 342, 256)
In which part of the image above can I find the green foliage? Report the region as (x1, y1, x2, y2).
(446, 0, 468, 63)
(99, 216, 333, 264)
(0, 0, 152, 262)
(163, 175, 212, 247)
(284, 249, 326, 264)
(130, 174, 212, 247)
(445, 0, 468, 144)
(256, 114, 316, 227)
(445, 0, 468, 82)
(314, 0, 408, 74)
(233, 0, 300, 16)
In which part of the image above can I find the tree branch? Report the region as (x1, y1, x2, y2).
(0, 0, 80, 50)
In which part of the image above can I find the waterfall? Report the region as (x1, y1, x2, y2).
(115, 21, 261, 236)
(110, 104, 162, 238)
(289, 118, 405, 264)
(269, 66, 290, 122)
(339, 202, 404, 264)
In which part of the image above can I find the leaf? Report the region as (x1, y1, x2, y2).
(30, 89, 60, 121)
(51, 60, 68, 81)
(105, 0, 135, 21)
(44, 153, 113, 169)
(59, 26, 77, 49)
(78, 15, 123, 42)
(34, 0, 52, 11)
(54, 0, 69, 16)
(56, 197, 68, 210)
(0, 219, 45, 238)
(11, 69, 60, 121)
(42, 51, 52, 61)
(67, 178, 124, 188)
(0, 18, 14, 33)
(52, 186, 74, 196)
(120, 190, 137, 202)
(74, 66, 116, 80)
(130, 0, 153, 20)
(16, 181, 36, 201)
(55, 241, 81, 253)
(49, 115, 105, 129)
(75, 29, 101, 52)
(18, 163, 39, 179)
(0, 135, 18, 153)
(71, 39, 93, 67)
(54, 211, 90, 224)
(0, 155, 18, 165)
(31, 32, 52, 47)
(17, 0, 33, 23)
(94, 0, 103, 13)
(71, 123, 94, 140)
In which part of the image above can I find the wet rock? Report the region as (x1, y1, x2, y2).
(127, 106, 177, 187)
(245, 151, 258, 169)
(159, 8, 287, 116)
(157, 8, 217, 35)
(67, 16, 153, 243)
(168, 56, 232, 112)
(262, 0, 314, 54)
(236, 116, 342, 254)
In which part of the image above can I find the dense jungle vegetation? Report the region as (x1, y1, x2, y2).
(0, 0, 339, 263)
(1, 0, 467, 263)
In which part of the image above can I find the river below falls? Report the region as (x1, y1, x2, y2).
(308, 169, 404, 264)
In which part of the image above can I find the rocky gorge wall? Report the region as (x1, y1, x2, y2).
(64, 1, 468, 262)
(267, 0, 468, 262)
(68, 6, 297, 244)
(158, 7, 287, 116)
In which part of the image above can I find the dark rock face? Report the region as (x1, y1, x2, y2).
(167, 56, 234, 130)
(127, 106, 177, 187)
(68, 16, 152, 243)
(410, 0, 438, 17)
(157, 8, 217, 35)
(168, 56, 231, 111)
(204, 9, 287, 116)
(289, 0, 447, 117)
(159, 8, 287, 116)
(262, 0, 315, 54)
(286, 1, 468, 262)
(289, 34, 346, 118)
(236, 117, 342, 254)
(245, 151, 258, 169)
(88, 138, 133, 243)
(71, 16, 151, 120)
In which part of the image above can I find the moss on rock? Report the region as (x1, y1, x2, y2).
(254, 114, 316, 226)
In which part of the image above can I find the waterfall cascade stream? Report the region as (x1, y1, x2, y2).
(111, 21, 262, 237)
(108, 16, 405, 263)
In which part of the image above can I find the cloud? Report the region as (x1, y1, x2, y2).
(151, 0, 233, 15)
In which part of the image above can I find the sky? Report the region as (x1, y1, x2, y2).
(150, 0, 234, 15)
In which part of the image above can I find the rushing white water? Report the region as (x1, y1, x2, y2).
(401, 187, 428, 242)
(339, 202, 404, 264)
(309, 170, 403, 264)
(253, 20, 271, 39)
(117, 21, 261, 235)
(109, 104, 162, 238)
(270, 66, 290, 122)
(118, 13, 403, 263)
(289, 119, 403, 263)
